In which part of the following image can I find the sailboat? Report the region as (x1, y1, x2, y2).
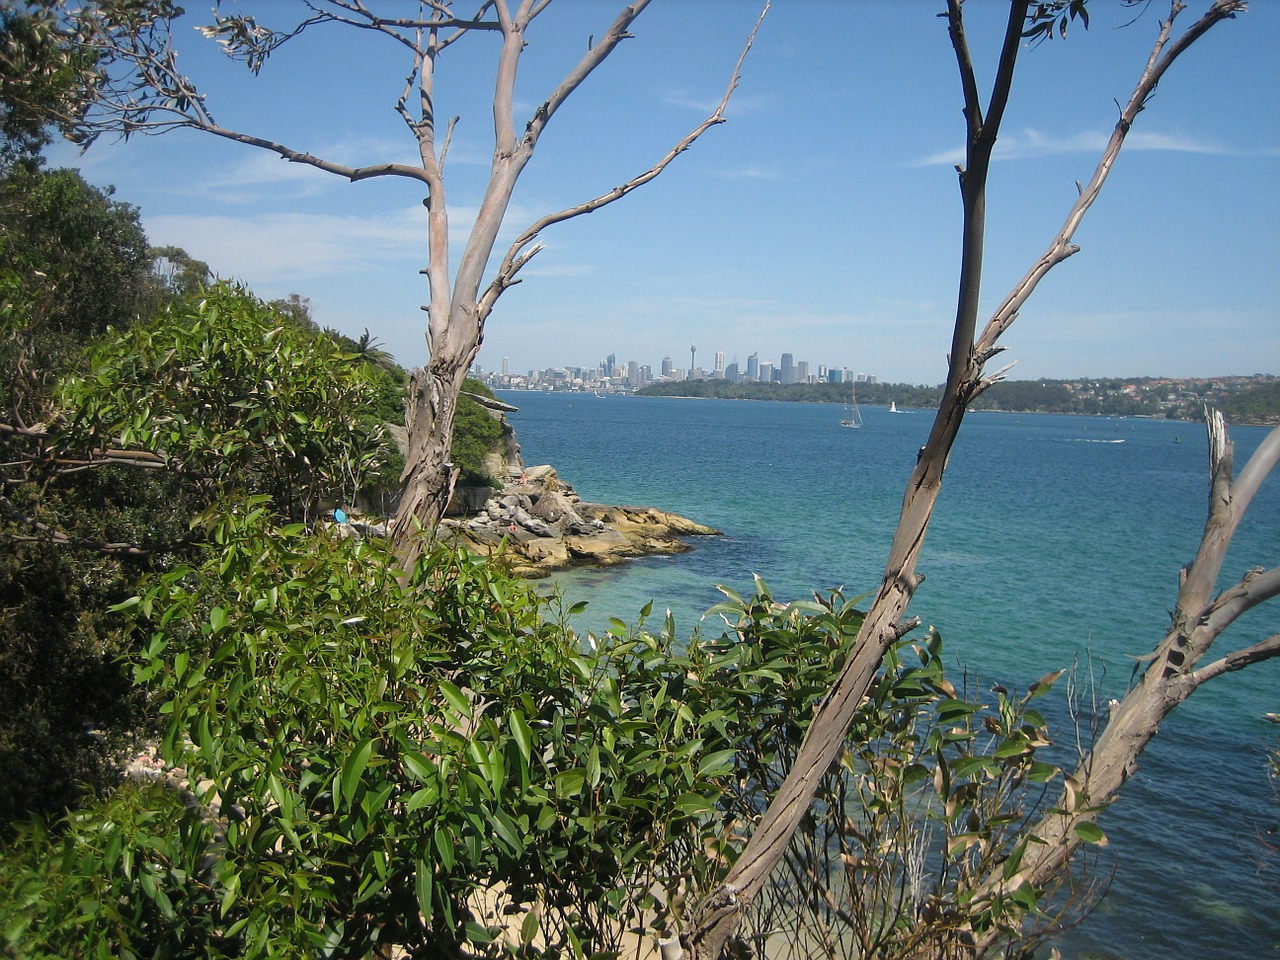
(841, 381, 863, 428)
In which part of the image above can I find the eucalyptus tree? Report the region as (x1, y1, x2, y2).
(66, 0, 765, 565)
(683, 3, 1278, 959)
(0, 0, 98, 169)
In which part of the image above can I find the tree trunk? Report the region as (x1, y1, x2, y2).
(392, 353, 474, 570)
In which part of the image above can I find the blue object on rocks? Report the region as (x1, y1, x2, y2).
(334, 508, 348, 524)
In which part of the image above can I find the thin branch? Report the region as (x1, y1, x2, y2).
(196, 123, 432, 184)
(1193, 631, 1280, 685)
(975, 0, 1247, 356)
(479, 2, 769, 315)
(1230, 422, 1280, 517)
(522, 1, 654, 147)
(1199, 565, 1280, 649)
(944, 1, 984, 147)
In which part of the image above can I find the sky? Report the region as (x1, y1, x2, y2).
(48, 1, 1280, 385)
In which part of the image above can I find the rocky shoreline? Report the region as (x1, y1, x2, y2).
(441, 464, 720, 577)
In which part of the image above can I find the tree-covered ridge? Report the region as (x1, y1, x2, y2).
(636, 374, 1280, 423)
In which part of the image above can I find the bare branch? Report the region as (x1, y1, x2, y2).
(522, 1, 654, 147)
(975, 0, 1248, 357)
(1199, 565, 1280, 650)
(1194, 631, 1280, 685)
(195, 122, 432, 184)
(479, 2, 770, 315)
(687, 5, 1251, 958)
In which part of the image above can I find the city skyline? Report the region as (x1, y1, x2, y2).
(479, 344, 882, 390)
(47, 3, 1279, 383)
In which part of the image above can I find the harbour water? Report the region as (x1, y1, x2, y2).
(499, 390, 1279, 960)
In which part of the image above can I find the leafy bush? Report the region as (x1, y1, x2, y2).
(59, 283, 392, 521)
(0, 283, 400, 828)
(1, 506, 1073, 958)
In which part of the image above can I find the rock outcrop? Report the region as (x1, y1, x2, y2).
(442, 465, 720, 577)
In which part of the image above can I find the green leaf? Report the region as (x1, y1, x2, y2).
(402, 751, 436, 783)
(415, 860, 434, 924)
(508, 710, 533, 768)
(520, 908, 541, 945)
(1028, 669, 1065, 699)
(696, 748, 738, 779)
(674, 792, 715, 816)
(1073, 821, 1107, 845)
(339, 738, 375, 808)
(438, 680, 470, 718)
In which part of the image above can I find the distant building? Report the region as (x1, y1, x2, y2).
(661, 356, 674, 378)
(725, 361, 740, 382)
(714, 351, 725, 376)
(796, 360, 810, 383)
(759, 360, 775, 383)
(746, 352, 759, 382)
(780, 352, 795, 384)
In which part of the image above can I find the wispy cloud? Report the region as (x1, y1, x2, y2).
(660, 89, 770, 119)
(913, 126, 1242, 167)
(716, 163, 779, 181)
(144, 206, 425, 284)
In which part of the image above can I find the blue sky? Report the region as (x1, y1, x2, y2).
(50, 1, 1279, 384)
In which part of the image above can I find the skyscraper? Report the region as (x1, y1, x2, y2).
(780, 352, 795, 385)
(746, 352, 759, 382)
(661, 356, 674, 378)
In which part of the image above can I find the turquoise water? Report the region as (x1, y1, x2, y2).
(500, 391, 1279, 959)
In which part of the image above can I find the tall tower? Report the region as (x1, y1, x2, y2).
(690, 343, 697, 373)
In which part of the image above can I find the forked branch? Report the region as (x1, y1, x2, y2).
(968, 414, 1279, 950)
(684, 5, 1248, 959)
(479, 3, 769, 314)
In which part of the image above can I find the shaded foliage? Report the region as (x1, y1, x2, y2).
(452, 378, 507, 488)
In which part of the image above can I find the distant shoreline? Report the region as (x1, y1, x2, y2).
(502, 387, 1279, 427)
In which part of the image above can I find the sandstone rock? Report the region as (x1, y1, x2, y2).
(529, 489, 583, 526)
(436, 461, 719, 577)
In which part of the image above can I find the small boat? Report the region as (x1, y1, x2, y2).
(841, 382, 863, 428)
(889, 401, 899, 414)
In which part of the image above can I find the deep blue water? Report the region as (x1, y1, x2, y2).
(500, 390, 1279, 960)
